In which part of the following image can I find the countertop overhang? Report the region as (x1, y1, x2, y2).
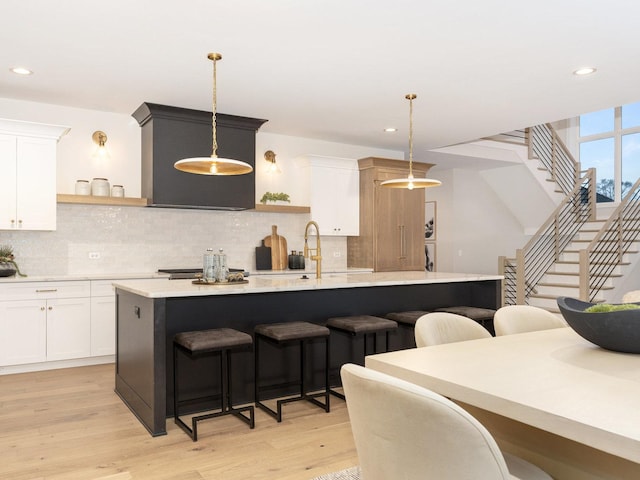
(113, 271, 503, 299)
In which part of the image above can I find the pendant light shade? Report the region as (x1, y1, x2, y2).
(174, 53, 253, 176)
(380, 94, 441, 190)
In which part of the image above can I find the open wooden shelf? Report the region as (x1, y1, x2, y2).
(57, 194, 149, 207)
(254, 204, 310, 213)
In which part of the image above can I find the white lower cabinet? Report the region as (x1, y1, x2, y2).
(46, 297, 91, 361)
(0, 299, 47, 366)
(0, 281, 91, 367)
(0, 277, 162, 371)
(90, 280, 117, 356)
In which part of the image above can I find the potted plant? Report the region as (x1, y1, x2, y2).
(0, 245, 26, 277)
(260, 191, 291, 205)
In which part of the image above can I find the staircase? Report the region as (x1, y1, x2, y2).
(499, 123, 640, 311)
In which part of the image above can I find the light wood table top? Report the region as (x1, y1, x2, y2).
(366, 327, 640, 478)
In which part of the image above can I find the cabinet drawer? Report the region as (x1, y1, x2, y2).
(0, 281, 90, 301)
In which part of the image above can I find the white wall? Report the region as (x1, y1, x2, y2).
(424, 166, 530, 274)
(0, 97, 142, 197)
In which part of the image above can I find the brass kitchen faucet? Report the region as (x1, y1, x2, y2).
(304, 221, 322, 279)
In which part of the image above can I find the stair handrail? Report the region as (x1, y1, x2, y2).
(502, 168, 596, 304)
(579, 177, 640, 302)
(528, 123, 580, 195)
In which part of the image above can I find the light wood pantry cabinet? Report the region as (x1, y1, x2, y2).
(0, 119, 69, 231)
(347, 157, 434, 271)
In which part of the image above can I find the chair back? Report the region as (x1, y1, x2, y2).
(414, 312, 492, 347)
(622, 290, 640, 303)
(341, 363, 512, 480)
(494, 305, 566, 336)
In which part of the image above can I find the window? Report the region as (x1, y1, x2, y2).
(578, 102, 640, 202)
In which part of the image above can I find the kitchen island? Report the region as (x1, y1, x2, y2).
(113, 271, 502, 436)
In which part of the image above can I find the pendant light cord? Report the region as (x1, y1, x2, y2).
(407, 93, 416, 178)
(211, 55, 218, 158)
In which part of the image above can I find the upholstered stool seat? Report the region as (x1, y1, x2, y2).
(173, 327, 254, 441)
(326, 315, 398, 399)
(254, 321, 330, 422)
(434, 306, 496, 335)
(385, 310, 431, 347)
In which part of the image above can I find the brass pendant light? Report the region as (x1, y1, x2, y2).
(174, 53, 253, 175)
(380, 94, 441, 189)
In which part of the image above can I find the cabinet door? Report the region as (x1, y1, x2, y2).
(0, 300, 47, 366)
(46, 297, 91, 361)
(91, 296, 116, 356)
(310, 163, 359, 236)
(373, 169, 426, 271)
(0, 135, 17, 230)
(399, 191, 426, 270)
(16, 136, 57, 230)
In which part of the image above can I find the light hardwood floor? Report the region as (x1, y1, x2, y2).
(0, 364, 358, 480)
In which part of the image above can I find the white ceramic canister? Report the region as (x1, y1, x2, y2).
(75, 179, 91, 195)
(91, 177, 110, 196)
(111, 185, 125, 197)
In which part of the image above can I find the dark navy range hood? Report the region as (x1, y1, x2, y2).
(132, 103, 267, 210)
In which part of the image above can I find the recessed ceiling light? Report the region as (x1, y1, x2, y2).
(10, 66, 33, 75)
(573, 67, 597, 76)
(384, 127, 397, 133)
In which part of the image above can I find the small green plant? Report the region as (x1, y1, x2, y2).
(585, 303, 640, 313)
(0, 245, 26, 276)
(260, 192, 291, 204)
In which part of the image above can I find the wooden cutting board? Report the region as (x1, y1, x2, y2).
(263, 225, 287, 270)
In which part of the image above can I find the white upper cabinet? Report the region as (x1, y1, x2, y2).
(0, 119, 69, 231)
(299, 156, 360, 236)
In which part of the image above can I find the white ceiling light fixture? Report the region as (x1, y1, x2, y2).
(573, 67, 597, 76)
(10, 66, 33, 75)
(174, 52, 253, 176)
(384, 127, 398, 132)
(380, 94, 441, 190)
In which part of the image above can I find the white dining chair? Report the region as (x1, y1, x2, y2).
(622, 290, 640, 303)
(341, 363, 552, 480)
(494, 305, 566, 336)
(414, 312, 492, 347)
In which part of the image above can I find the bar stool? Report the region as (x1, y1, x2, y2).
(173, 328, 254, 441)
(326, 315, 398, 399)
(385, 310, 431, 348)
(254, 321, 330, 422)
(433, 306, 496, 335)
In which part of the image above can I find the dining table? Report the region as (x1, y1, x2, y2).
(365, 327, 640, 480)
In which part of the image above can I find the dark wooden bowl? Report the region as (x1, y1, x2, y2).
(557, 296, 640, 353)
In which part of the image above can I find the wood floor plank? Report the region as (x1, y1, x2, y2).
(0, 364, 358, 479)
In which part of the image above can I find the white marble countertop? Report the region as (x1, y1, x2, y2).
(112, 271, 503, 299)
(0, 272, 168, 283)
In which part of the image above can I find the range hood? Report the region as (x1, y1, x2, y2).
(132, 103, 267, 210)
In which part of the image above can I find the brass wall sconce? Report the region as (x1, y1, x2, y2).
(92, 130, 110, 160)
(264, 150, 281, 174)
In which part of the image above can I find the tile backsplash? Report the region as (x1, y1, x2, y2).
(1, 204, 348, 276)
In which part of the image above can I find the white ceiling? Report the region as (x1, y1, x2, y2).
(3, 0, 640, 159)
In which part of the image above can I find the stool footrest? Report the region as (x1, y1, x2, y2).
(256, 391, 329, 422)
(175, 405, 255, 441)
